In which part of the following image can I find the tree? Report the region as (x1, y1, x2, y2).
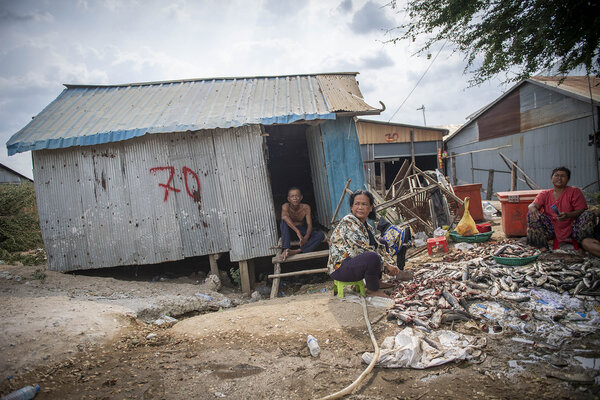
(388, 0, 600, 85)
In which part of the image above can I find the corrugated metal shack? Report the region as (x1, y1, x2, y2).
(7, 73, 380, 293)
(0, 163, 33, 184)
(356, 119, 447, 191)
(445, 76, 600, 194)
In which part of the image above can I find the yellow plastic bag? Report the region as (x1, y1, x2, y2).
(456, 197, 478, 237)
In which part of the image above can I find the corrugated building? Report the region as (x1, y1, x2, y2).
(7, 73, 380, 291)
(445, 76, 600, 194)
(0, 163, 33, 184)
(356, 119, 447, 190)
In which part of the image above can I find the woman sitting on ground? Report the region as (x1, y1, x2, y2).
(327, 190, 412, 298)
(527, 166, 594, 250)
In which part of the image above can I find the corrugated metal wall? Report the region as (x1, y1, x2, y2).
(448, 117, 597, 193)
(356, 121, 444, 144)
(306, 124, 332, 227)
(447, 82, 597, 193)
(33, 125, 278, 271)
(320, 117, 366, 219)
(0, 167, 24, 184)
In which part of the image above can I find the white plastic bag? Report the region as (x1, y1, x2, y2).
(454, 242, 474, 251)
(433, 227, 447, 238)
(483, 201, 497, 220)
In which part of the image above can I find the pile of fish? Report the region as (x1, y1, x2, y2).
(388, 263, 481, 331)
(491, 243, 539, 258)
(469, 259, 600, 297)
(389, 240, 600, 331)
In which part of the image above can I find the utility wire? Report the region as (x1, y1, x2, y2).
(388, 40, 448, 122)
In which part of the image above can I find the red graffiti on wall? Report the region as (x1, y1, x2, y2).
(150, 166, 201, 202)
(385, 132, 399, 143)
(182, 166, 201, 198)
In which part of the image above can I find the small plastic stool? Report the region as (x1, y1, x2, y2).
(333, 280, 366, 298)
(553, 237, 579, 250)
(427, 236, 449, 255)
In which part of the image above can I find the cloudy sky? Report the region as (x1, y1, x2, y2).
(1, 0, 507, 179)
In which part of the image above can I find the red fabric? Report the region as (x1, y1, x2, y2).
(533, 186, 587, 242)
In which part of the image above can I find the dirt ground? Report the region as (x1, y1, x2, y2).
(1, 220, 600, 399)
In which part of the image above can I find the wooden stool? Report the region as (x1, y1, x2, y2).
(427, 236, 449, 255)
(553, 237, 579, 250)
(333, 280, 366, 298)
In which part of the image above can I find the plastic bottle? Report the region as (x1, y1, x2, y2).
(307, 335, 320, 356)
(1, 385, 40, 400)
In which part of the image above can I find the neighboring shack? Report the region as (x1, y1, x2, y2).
(355, 119, 447, 191)
(0, 163, 33, 184)
(445, 76, 600, 193)
(6, 73, 380, 292)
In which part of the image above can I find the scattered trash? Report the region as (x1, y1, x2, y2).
(483, 202, 498, 220)
(454, 242, 474, 251)
(195, 293, 213, 301)
(307, 335, 320, 356)
(362, 327, 485, 369)
(414, 232, 428, 247)
(456, 197, 478, 236)
(433, 227, 447, 238)
(146, 333, 157, 340)
(0, 384, 40, 400)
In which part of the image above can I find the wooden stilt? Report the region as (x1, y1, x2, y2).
(209, 254, 219, 276)
(239, 260, 252, 295)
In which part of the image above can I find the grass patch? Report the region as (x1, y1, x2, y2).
(0, 183, 45, 265)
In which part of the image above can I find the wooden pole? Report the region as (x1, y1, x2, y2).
(498, 152, 541, 189)
(209, 254, 219, 276)
(410, 130, 415, 165)
(470, 152, 475, 183)
(511, 164, 517, 191)
(380, 161, 386, 193)
(330, 178, 351, 226)
(268, 268, 328, 279)
(239, 260, 252, 294)
(451, 152, 457, 185)
(487, 169, 494, 200)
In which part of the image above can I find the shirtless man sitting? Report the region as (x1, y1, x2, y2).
(280, 187, 325, 260)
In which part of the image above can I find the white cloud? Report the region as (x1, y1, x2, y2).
(0, 0, 507, 174)
(349, 1, 396, 34)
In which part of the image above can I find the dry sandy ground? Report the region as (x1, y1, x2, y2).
(1, 258, 599, 400)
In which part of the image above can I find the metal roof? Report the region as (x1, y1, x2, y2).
(357, 118, 449, 134)
(7, 72, 380, 155)
(529, 75, 600, 104)
(445, 75, 600, 143)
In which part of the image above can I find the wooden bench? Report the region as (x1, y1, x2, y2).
(268, 239, 329, 299)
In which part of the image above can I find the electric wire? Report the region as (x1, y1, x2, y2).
(388, 41, 448, 122)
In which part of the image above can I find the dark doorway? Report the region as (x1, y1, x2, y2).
(264, 125, 318, 225)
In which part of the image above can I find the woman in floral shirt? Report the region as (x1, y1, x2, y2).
(328, 190, 408, 298)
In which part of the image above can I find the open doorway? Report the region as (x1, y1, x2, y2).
(264, 124, 321, 230)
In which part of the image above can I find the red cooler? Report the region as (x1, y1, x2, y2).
(453, 183, 483, 221)
(496, 190, 544, 237)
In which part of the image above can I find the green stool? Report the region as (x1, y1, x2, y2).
(333, 280, 366, 298)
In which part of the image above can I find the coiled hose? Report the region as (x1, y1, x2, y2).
(317, 296, 380, 400)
